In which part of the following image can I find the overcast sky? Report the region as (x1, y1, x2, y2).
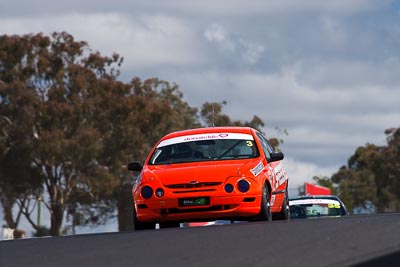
(1, 0, 400, 189)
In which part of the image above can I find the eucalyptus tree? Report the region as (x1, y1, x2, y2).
(0, 31, 205, 235)
(1, 32, 132, 235)
(331, 128, 400, 213)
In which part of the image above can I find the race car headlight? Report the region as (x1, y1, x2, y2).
(237, 179, 250, 193)
(155, 188, 164, 197)
(224, 183, 234, 193)
(141, 186, 153, 199)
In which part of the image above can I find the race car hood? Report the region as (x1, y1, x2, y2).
(143, 160, 260, 185)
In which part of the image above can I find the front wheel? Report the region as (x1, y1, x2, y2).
(273, 189, 290, 220)
(133, 204, 156, 231)
(252, 184, 272, 221)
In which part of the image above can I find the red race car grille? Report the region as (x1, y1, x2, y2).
(172, 189, 217, 194)
(165, 182, 221, 194)
(165, 182, 222, 189)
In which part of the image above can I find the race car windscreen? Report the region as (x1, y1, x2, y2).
(149, 133, 260, 165)
(289, 201, 346, 219)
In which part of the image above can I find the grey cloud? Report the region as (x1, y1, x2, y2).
(0, 0, 399, 182)
(1, 0, 387, 18)
(204, 24, 265, 65)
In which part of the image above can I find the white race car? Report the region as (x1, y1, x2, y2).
(289, 195, 348, 219)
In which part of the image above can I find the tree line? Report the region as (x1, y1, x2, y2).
(0, 32, 267, 236)
(313, 127, 400, 213)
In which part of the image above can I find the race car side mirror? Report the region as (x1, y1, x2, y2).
(270, 151, 284, 162)
(127, 161, 143, 172)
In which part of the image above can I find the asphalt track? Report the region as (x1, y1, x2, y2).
(1, 213, 399, 267)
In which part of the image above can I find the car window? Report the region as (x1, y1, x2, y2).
(289, 200, 346, 219)
(256, 132, 274, 159)
(149, 137, 260, 165)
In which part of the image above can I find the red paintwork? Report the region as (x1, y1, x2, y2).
(131, 126, 289, 223)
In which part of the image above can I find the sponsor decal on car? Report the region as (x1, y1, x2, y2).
(250, 162, 264, 177)
(157, 133, 254, 147)
(271, 195, 276, 205)
(290, 199, 341, 206)
(274, 163, 288, 187)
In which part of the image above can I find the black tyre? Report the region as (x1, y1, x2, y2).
(253, 184, 272, 221)
(133, 204, 156, 230)
(273, 189, 290, 220)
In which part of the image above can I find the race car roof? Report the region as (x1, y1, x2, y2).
(157, 132, 254, 148)
(163, 126, 255, 138)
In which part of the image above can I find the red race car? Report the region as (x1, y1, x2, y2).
(128, 126, 289, 230)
